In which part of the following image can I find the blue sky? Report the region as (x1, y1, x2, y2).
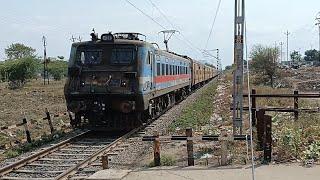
(0, 0, 320, 67)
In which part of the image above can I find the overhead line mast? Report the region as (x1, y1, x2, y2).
(232, 0, 245, 135)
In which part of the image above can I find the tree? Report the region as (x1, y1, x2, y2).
(250, 45, 280, 88)
(304, 49, 320, 62)
(5, 57, 40, 89)
(290, 51, 302, 62)
(47, 59, 68, 80)
(5, 43, 36, 60)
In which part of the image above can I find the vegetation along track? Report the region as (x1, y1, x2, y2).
(0, 127, 142, 180)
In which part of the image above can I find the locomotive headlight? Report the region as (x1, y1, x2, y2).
(120, 80, 127, 87)
(81, 81, 85, 87)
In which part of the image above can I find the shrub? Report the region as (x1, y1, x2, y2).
(303, 141, 320, 162)
(4, 57, 40, 88)
(47, 60, 68, 80)
(148, 154, 176, 167)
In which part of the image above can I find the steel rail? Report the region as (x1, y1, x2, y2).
(0, 131, 90, 177)
(55, 125, 145, 180)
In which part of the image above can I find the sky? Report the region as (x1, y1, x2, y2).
(0, 0, 320, 67)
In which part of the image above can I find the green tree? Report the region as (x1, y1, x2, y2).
(47, 59, 68, 80)
(250, 45, 280, 88)
(290, 51, 302, 62)
(304, 49, 320, 62)
(5, 43, 36, 60)
(5, 57, 40, 89)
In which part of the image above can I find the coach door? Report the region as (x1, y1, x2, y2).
(148, 51, 155, 90)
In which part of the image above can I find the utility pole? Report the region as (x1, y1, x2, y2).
(203, 49, 220, 71)
(316, 12, 320, 62)
(42, 36, 48, 85)
(285, 31, 290, 65)
(233, 0, 245, 135)
(279, 42, 284, 64)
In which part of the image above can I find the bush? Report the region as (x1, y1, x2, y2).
(4, 57, 40, 88)
(47, 60, 68, 80)
(303, 141, 320, 162)
(148, 154, 176, 167)
(0, 63, 6, 82)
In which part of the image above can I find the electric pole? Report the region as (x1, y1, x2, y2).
(279, 42, 284, 64)
(42, 36, 48, 85)
(316, 12, 320, 62)
(285, 31, 290, 65)
(233, 0, 245, 135)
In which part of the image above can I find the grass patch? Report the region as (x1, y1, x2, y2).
(169, 82, 218, 131)
(148, 154, 176, 167)
(273, 113, 320, 162)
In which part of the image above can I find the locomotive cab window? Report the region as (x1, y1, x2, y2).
(110, 48, 136, 64)
(77, 49, 102, 65)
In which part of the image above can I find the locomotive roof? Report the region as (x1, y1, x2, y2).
(72, 39, 215, 69)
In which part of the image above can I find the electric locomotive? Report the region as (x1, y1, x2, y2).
(64, 32, 216, 131)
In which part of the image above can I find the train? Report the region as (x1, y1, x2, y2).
(64, 32, 218, 131)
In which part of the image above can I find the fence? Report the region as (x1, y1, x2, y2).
(0, 109, 70, 149)
(142, 129, 250, 167)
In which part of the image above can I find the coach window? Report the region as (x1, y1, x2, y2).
(170, 65, 172, 75)
(157, 63, 161, 76)
(162, 64, 165, 76)
(166, 64, 169, 75)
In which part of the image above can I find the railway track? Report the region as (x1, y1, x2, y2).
(0, 127, 143, 180)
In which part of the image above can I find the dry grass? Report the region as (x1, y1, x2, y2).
(0, 79, 68, 147)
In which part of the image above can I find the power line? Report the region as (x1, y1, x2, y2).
(125, 0, 166, 30)
(145, 0, 204, 57)
(205, 0, 222, 49)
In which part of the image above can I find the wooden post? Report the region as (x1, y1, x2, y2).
(294, 90, 299, 121)
(251, 89, 257, 126)
(23, 118, 32, 143)
(263, 115, 272, 164)
(220, 129, 228, 166)
(45, 108, 54, 134)
(101, 154, 109, 169)
(256, 109, 265, 150)
(153, 131, 160, 166)
(186, 128, 194, 166)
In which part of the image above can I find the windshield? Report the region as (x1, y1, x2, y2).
(78, 49, 102, 65)
(110, 48, 135, 64)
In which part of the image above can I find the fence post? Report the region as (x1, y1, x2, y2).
(23, 118, 32, 143)
(186, 128, 194, 166)
(101, 154, 109, 169)
(251, 89, 257, 126)
(294, 90, 299, 121)
(45, 108, 54, 134)
(153, 131, 160, 166)
(220, 129, 228, 166)
(256, 109, 265, 150)
(263, 115, 272, 164)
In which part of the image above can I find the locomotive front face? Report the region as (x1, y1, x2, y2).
(65, 40, 143, 115)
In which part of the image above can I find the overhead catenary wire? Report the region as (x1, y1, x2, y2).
(128, 0, 204, 59)
(125, 0, 167, 30)
(244, 10, 256, 180)
(205, 0, 222, 49)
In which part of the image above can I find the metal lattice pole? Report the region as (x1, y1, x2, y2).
(233, 0, 245, 135)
